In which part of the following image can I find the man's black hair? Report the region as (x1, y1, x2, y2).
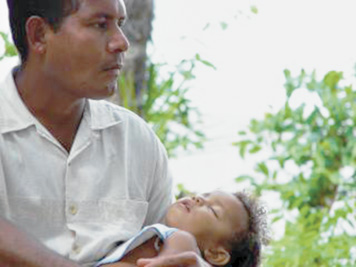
(6, 0, 79, 63)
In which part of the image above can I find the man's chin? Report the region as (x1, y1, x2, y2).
(89, 84, 117, 100)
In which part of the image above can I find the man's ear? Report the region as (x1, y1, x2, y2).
(204, 247, 231, 266)
(25, 16, 49, 55)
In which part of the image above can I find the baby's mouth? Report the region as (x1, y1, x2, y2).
(179, 199, 192, 212)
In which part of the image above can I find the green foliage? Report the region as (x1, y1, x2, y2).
(220, 22, 228, 30)
(0, 32, 17, 60)
(175, 183, 195, 200)
(118, 55, 214, 157)
(234, 69, 356, 266)
(250, 5, 259, 14)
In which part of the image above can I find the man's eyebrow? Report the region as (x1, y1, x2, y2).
(90, 12, 112, 19)
(90, 12, 126, 21)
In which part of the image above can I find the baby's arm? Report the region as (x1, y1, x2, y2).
(159, 230, 201, 257)
(136, 230, 201, 267)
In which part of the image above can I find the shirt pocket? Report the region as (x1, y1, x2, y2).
(70, 199, 149, 240)
(69, 199, 149, 263)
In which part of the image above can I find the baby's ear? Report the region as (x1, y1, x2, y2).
(204, 246, 230, 266)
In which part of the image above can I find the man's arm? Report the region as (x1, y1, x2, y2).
(0, 218, 79, 267)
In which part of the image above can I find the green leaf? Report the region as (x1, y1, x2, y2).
(249, 145, 262, 154)
(272, 215, 283, 223)
(220, 22, 228, 30)
(235, 175, 253, 183)
(305, 107, 319, 124)
(256, 162, 269, 176)
(323, 71, 343, 90)
(195, 54, 216, 70)
(235, 175, 257, 186)
(250, 5, 258, 14)
(0, 32, 17, 57)
(235, 140, 251, 158)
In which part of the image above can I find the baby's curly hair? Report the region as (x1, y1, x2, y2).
(226, 192, 270, 267)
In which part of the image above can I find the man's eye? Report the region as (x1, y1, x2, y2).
(94, 22, 108, 29)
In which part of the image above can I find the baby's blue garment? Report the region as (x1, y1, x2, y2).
(96, 224, 178, 266)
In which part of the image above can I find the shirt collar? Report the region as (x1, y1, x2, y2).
(87, 99, 123, 130)
(0, 68, 123, 134)
(0, 68, 36, 134)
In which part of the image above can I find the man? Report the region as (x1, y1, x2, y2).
(0, 0, 208, 266)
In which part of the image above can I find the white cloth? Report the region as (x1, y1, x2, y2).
(96, 224, 178, 266)
(0, 70, 173, 266)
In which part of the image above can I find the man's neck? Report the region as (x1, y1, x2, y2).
(14, 65, 86, 152)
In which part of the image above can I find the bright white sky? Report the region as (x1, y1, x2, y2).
(1, 0, 356, 195)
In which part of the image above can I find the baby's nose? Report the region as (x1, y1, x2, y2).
(192, 195, 205, 205)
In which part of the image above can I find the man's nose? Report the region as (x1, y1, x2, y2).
(107, 26, 130, 53)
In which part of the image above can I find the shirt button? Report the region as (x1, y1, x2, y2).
(73, 243, 81, 254)
(69, 205, 78, 215)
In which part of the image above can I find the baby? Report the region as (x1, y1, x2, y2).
(97, 190, 268, 267)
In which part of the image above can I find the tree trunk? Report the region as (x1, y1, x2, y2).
(110, 0, 154, 116)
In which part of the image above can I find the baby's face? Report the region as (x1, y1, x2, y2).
(165, 191, 248, 249)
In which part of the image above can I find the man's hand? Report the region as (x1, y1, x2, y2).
(0, 218, 79, 267)
(137, 252, 212, 267)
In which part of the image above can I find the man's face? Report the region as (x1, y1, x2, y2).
(43, 0, 129, 99)
(165, 191, 249, 249)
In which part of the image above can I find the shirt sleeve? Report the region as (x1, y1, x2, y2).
(143, 136, 173, 226)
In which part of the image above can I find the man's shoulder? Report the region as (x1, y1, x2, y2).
(88, 99, 149, 129)
(88, 100, 162, 146)
(89, 99, 138, 117)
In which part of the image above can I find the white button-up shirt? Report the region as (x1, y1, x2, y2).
(0, 71, 173, 265)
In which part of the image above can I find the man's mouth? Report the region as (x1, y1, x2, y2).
(104, 63, 123, 71)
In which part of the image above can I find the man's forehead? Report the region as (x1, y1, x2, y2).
(77, 0, 126, 18)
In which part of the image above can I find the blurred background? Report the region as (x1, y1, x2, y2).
(1, 0, 355, 265)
